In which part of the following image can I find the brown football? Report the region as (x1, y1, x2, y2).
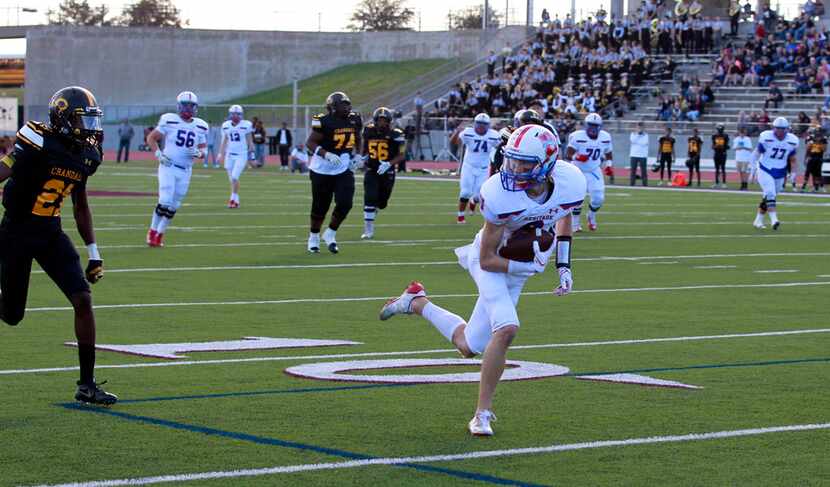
(498, 224, 555, 262)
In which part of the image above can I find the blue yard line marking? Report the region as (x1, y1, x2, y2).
(569, 357, 830, 377)
(58, 403, 547, 487)
(116, 383, 414, 404)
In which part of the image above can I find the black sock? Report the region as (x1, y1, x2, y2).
(78, 344, 95, 385)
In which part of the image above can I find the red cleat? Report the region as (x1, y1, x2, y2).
(146, 229, 157, 246)
(588, 222, 597, 231)
(149, 232, 164, 247)
(457, 215, 466, 224)
(227, 200, 239, 209)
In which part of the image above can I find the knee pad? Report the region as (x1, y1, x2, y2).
(155, 204, 176, 219)
(572, 207, 582, 216)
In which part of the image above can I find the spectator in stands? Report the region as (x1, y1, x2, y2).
(486, 51, 497, 78)
(758, 109, 771, 130)
(0, 135, 10, 156)
(289, 143, 309, 174)
(116, 119, 134, 163)
(796, 111, 811, 136)
(629, 121, 649, 186)
(252, 120, 267, 168)
(276, 122, 292, 171)
(764, 81, 784, 108)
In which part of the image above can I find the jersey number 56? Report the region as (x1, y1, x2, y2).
(175, 130, 196, 148)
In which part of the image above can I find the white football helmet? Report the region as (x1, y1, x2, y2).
(772, 117, 789, 139)
(228, 104, 243, 115)
(474, 112, 491, 135)
(176, 91, 198, 118)
(585, 112, 602, 138)
(501, 124, 559, 191)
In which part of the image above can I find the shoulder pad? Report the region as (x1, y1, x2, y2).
(480, 174, 525, 221)
(311, 114, 325, 129)
(551, 161, 587, 206)
(221, 120, 232, 129)
(193, 118, 209, 131)
(160, 113, 180, 125)
(786, 133, 799, 145)
(16, 121, 46, 150)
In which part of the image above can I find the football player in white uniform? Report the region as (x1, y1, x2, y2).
(218, 105, 254, 208)
(751, 117, 798, 230)
(145, 91, 208, 247)
(565, 113, 613, 231)
(380, 125, 586, 436)
(451, 113, 500, 224)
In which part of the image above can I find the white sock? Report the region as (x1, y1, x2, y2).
(150, 212, 161, 232)
(364, 221, 374, 234)
(754, 213, 764, 225)
(231, 192, 239, 202)
(157, 216, 171, 234)
(421, 302, 465, 342)
(572, 214, 580, 226)
(323, 228, 336, 241)
(769, 211, 778, 224)
(457, 211, 465, 217)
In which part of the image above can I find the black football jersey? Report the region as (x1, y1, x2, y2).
(311, 111, 362, 155)
(807, 135, 827, 159)
(712, 133, 729, 153)
(1, 121, 101, 227)
(687, 136, 702, 155)
(362, 124, 405, 170)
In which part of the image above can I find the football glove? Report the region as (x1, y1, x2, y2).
(507, 240, 554, 276)
(248, 150, 257, 161)
(555, 267, 573, 296)
(324, 151, 341, 167)
(155, 149, 172, 166)
(377, 160, 392, 174)
(187, 147, 204, 160)
(603, 166, 614, 177)
(348, 154, 364, 172)
(85, 259, 104, 284)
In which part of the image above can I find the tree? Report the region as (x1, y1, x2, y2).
(118, 0, 186, 28)
(348, 0, 414, 31)
(448, 4, 501, 30)
(47, 0, 111, 26)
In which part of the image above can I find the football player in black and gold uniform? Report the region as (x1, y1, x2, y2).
(802, 127, 826, 192)
(360, 107, 405, 240)
(0, 86, 116, 405)
(686, 128, 703, 187)
(711, 123, 730, 188)
(306, 92, 362, 254)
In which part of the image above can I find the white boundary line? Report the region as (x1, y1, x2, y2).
(30, 422, 830, 487)
(2, 327, 828, 376)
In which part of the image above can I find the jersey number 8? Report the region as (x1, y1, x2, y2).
(176, 130, 196, 148)
(368, 140, 389, 161)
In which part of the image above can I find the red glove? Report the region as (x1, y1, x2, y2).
(603, 166, 614, 177)
(574, 153, 590, 162)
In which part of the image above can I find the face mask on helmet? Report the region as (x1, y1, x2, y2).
(230, 111, 242, 123)
(474, 121, 489, 135)
(586, 122, 601, 138)
(178, 101, 197, 119)
(500, 154, 554, 192)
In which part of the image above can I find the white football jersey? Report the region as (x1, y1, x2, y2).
(567, 129, 613, 172)
(221, 119, 253, 155)
(757, 130, 799, 178)
(460, 127, 500, 169)
(478, 161, 586, 251)
(156, 113, 209, 167)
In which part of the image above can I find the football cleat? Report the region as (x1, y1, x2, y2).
(362, 222, 374, 240)
(457, 215, 466, 224)
(227, 200, 239, 209)
(322, 228, 338, 254)
(753, 222, 766, 229)
(148, 232, 164, 247)
(361, 232, 374, 240)
(588, 221, 597, 231)
(379, 281, 426, 321)
(146, 229, 157, 246)
(75, 380, 118, 406)
(573, 224, 583, 233)
(308, 233, 320, 253)
(468, 409, 496, 436)
(772, 221, 780, 230)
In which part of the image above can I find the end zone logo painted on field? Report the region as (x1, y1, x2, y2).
(72, 337, 701, 390)
(285, 358, 702, 390)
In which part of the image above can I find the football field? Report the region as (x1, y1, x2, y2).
(2, 162, 829, 486)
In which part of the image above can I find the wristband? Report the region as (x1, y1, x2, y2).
(314, 146, 322, 156)
(555, 235, 571, 269)
(87, 243, 101, 261)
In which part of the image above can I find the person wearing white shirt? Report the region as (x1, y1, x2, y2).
(732, 127, 754, 190)
(290, 144, 309, 174)
(629, 122, 649, 186)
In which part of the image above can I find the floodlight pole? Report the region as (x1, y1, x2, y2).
(292, 79, 298, 133)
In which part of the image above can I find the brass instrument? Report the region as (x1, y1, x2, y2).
(674, 0, 689, 16)
(689, 0, 702, 16)
(651, 17, 660, 35)
(728, 0, 741, 16)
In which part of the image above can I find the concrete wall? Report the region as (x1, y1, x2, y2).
(24, 25, 530, 111)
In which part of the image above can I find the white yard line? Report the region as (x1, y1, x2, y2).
(2, 327, 829, 376)
(754, 270, 799, 274)
(33, 252, 830, 274)
(637, 261, 679, 265)
(693, 265, 738, 269)
(29, 422, 830, 487)
(22, 281, 830, 313)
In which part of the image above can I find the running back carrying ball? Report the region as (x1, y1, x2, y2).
(498, 224, 555, 262)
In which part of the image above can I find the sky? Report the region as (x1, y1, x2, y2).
(0, 0, 609, 55)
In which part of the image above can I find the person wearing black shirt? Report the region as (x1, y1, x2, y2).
(711, 124, 730, 188)
(687, 128, 703, 187)
(657, 127, 676, 185)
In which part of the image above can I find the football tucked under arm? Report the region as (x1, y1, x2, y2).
(498, 224, 555, 262)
